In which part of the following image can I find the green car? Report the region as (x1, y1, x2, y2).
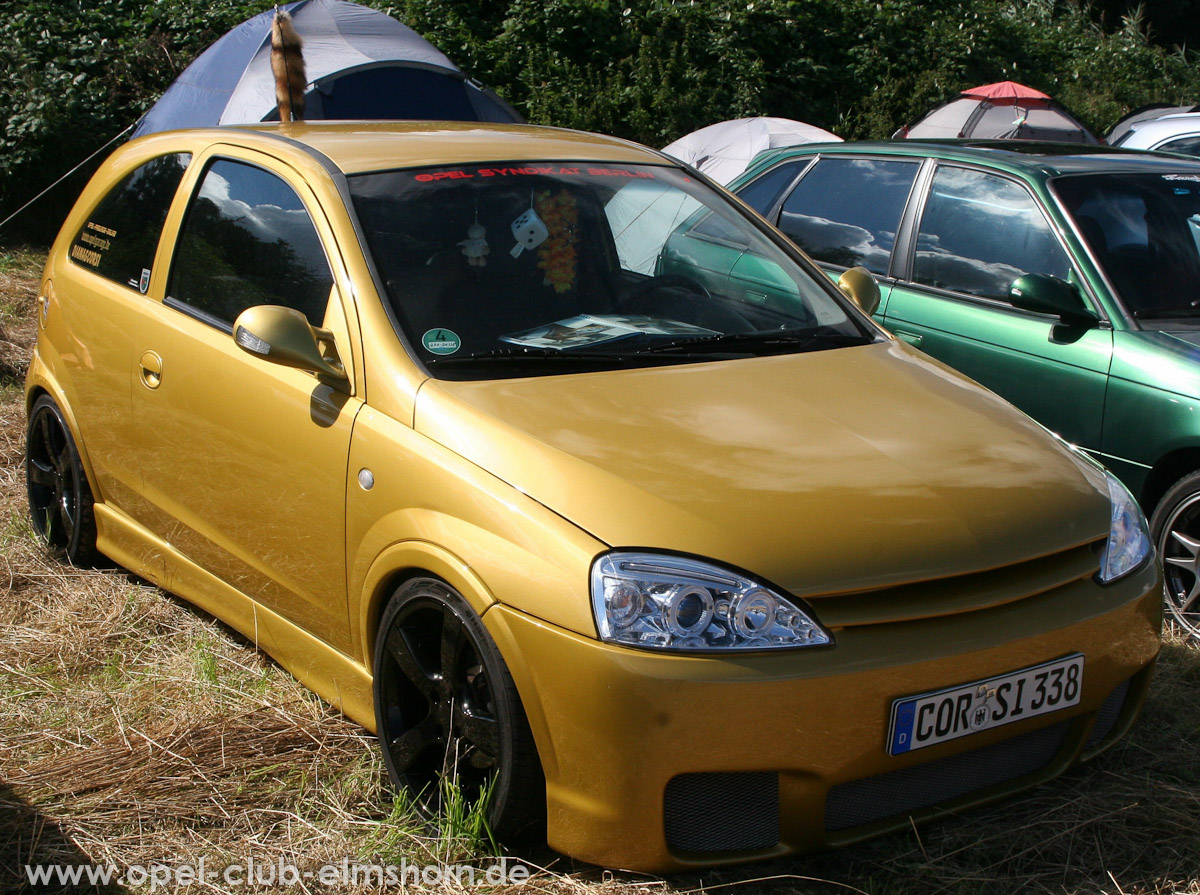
(672, 140, 1200, 637)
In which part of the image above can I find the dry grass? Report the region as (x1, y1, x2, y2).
(0, 249, 38, 383)
(0, 246, 1198, 894)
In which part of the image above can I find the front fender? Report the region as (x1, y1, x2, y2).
(346, 405, 606, 663)
(355, 535, 497, 670)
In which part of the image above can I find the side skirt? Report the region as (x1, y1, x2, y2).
(94, 502, 377, 732)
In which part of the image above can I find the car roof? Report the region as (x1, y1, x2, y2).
(1118, 113, 1200, 147)
(176, 120, 670, 175)
(743, 138, 1200, 181)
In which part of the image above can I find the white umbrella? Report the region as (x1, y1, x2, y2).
(662, 117, 841, 185)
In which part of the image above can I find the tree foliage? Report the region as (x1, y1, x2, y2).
(4, 0, 1200, 243)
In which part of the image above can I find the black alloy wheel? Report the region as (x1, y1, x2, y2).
(372, 577, 544, 840)
(25, 395, 98, 565)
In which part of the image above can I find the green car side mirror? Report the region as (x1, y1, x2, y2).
(838, 266, 881, 317)
(232, 304, 347, 380)
(1009, 274, 1099, 327)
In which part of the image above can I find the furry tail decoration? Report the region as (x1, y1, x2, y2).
(271, 8, 306, 122)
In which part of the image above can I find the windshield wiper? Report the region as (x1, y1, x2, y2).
(637, 326, 876, 354)
(427, 346, 636, 365)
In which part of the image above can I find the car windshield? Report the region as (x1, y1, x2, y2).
(1055, 172, 1200, 321)
(348, 162, 871, 378)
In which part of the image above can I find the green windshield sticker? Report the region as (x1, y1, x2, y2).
(422, 329, 461, 355)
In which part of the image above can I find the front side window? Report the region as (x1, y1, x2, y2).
(349, 162, 874, 380)
(69, 153, 190, 291)
(1055, 171, 1200, 320)
(169, 159, 333, 328)
(913, 166, 1071, 301)
(775, 157, 920, 275)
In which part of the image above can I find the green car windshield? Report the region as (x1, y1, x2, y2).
(348, 162, 870, 378)
(1055, 172, 1200, 322)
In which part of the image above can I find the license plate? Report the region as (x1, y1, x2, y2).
(887, 654, 1084, 755)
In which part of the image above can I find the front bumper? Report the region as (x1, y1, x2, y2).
(483, 558, 1161, 872)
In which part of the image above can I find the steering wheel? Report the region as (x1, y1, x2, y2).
(617, 274, 712, 312)
(617, 274, 752, 332)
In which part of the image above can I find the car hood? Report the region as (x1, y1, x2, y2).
(414, 341, 1110, 597)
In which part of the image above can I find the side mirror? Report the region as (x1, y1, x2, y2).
(838, 266, 881, 316)
(232, 305, 347, 380)
(1008, 274, 1098, 326)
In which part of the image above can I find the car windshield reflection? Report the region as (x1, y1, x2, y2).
(1055, 172, 1200, 321)
(348, 162, 866, 378)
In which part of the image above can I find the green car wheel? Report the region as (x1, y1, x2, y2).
(1151, 470, 1200, 639)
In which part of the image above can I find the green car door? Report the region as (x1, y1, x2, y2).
(882, 163, 1113, 452)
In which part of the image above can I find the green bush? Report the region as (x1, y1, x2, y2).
(395, 0, 1200, 146)
(0, 0, 263, 241)
(4, 0, 1200, 244)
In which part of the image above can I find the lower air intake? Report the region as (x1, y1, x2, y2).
(825, 721, 1069, 832)
(664, 772, 779, 853)
(1086, 678, 1130, 748)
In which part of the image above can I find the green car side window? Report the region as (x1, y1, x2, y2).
(736, 162, 809, 218)
(913, 166, 1071, 301)
(776, 157, 919, 275)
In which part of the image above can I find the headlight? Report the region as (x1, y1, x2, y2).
(590, 552, 832, 651)
(1097, 470, 1153, 584)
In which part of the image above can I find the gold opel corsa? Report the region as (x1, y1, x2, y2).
(25, 122, 1161, 871)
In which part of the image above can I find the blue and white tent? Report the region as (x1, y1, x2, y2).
(133, 0, 521, 138)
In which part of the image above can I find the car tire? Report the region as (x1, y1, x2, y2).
(372, 576, 545, 841)
(1149, 469, 1200, 639)
(25, 394, 99, 566)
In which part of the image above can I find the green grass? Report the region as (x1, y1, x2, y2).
(0, 247, 42, 321)
(366, 766, 499, 869)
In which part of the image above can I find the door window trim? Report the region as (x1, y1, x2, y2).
(750, 156, 817, 222)
(166, 155, 336, 330)
(157, 146, 360, 393)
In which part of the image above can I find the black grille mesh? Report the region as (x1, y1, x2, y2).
(825, 721, 1070, 832)
(1086, 679, 1130, 748)
(664, 772, 779, 853)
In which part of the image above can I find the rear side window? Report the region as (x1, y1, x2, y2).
(169, 159, 333, 329)
(913, 166, 1071, 301)
(776, 157, 919, 274)
(736, 162, 809, 217)
(1159, 135, 1200, 158)
(70, 153, 190, 291)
